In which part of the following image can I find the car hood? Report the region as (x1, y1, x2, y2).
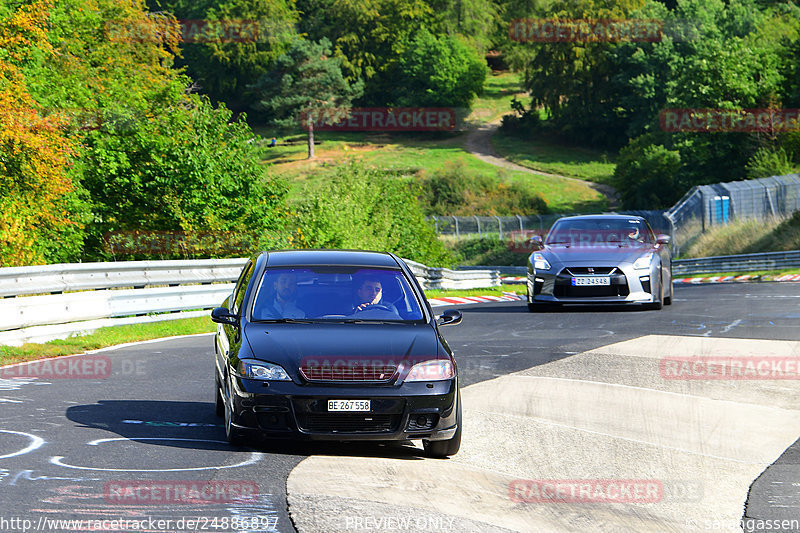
(542, 244, 654, 266)
(243, 322, 441, 377)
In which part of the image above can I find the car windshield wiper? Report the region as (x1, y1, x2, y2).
(252, 318, 314, 324)
(339, 319, 406, 324)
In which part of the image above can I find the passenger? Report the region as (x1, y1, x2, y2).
(271, 272, 305, 318)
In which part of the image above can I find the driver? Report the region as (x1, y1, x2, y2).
(627, 225, 644, 243)
(352, 275, 398, 314)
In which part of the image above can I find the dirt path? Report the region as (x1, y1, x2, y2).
(463, 120, 620, 209)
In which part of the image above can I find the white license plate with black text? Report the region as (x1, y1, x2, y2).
(572, 276, 611, 286)
(328, 400, 371, 412)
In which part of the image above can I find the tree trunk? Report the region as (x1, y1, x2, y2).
(307, 120, 315, 159)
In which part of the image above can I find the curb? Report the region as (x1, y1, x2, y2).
(428, 293, 523, 307)
(675, 273, 800, 284)
(503, 274, 800, 285)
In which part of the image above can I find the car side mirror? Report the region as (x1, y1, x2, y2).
(211, 307, 239, 326)
(656, 234, 671, 245)
(528, 235, 543, 246)
(436, 309, 462, 326)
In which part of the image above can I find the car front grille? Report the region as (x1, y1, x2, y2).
(555, 285, 630, 298)
(555, 268, 629, 298)
(564, 267, 619, 276)
(296, 414, 400, 433)
(299, 363, 397, 382)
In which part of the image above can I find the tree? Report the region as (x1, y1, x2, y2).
(613, 134, 682, 209)
(295, 0, 432, 88)
(0, 0, 88, 266)
(385, 28, 487, 108)
(254, 37, 363, 158)
(145, 0, 300, 116)
(294, 161, 454, 266)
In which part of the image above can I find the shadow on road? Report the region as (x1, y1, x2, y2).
(66, 400, 425, 460)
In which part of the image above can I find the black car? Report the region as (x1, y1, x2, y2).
(211, 249, 463, 457)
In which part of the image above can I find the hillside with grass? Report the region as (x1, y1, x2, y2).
(259, 71, 610, 216)
(682, 213, 800, 258)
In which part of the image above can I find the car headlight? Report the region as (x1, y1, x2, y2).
(236, 360, 291, 381)
(633, 253, 654, 270)
(405, 360, 454, 381)
(532, 252, 551, 271)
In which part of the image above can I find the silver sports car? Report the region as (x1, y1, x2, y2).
(526, 214, 673, 311)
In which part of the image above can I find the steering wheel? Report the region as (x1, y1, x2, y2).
(354, 303, 394, 312)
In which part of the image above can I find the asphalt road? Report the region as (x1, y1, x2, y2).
(0, 282, 798, 532)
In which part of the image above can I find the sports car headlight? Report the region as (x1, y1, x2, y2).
(237, 360, 291, 380)
(405, 360, 454, 381)
(633, 253, 654, 270)
(532, 252, 551, 271)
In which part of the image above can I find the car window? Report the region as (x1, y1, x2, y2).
(250, 267, 425, 322)
(547, 219, 654, 246)
(230, 260, 254, 316)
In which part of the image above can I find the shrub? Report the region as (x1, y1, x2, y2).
(294, 161, 455, 266)
(420, 160, 548, 215)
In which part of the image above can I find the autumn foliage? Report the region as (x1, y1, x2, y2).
(0, 1, 78, 266)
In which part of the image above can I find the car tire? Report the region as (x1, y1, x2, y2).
(664, 276, 673, 305)
(647, 273, 664, 310)
(223, 374, 245, 446)
(215, 373, 224, 417)
(423, 391, 461, 458)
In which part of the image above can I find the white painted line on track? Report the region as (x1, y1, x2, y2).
(0, 430, 46, 460)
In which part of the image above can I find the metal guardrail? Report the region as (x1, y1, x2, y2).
(404, 260, 501, 290)
(0, 257, 499, 346)
(462, 250, 800, 278)
(672, 250, 800, 275)
(0, 258, 245, 297)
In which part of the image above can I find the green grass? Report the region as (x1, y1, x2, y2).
(254, 70, 608, 215)
(262, 135, 607, 213)
(491, 130, 617, 184)
(425, 285, 526, 299)
(0, 316, 215, 365)
(680, 214, 800, 258)
(465, 71, 526, 124)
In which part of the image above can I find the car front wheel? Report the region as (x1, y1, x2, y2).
(215, 373, 224, 417)
(423, 391, 461, 458)
(223, 373, 245, 446)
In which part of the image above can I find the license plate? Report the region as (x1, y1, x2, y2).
(572, 276, 611, 286)
(327, 400, 371, 412)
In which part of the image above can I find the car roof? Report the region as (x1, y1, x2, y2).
(262, 249, 401, 268)
(555, 214, 646, 222)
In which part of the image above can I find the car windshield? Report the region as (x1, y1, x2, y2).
(250, 267, 425, 322)
(546, 219, 655, 247)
